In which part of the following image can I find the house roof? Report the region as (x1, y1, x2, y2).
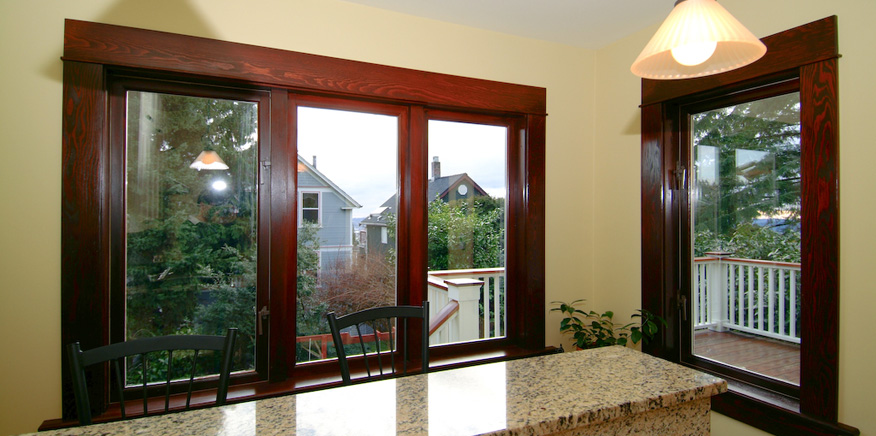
(297, 155, 362, 209)
(360, 173, 489, 227)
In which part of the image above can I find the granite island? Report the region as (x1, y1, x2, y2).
(28, 346, 726, 435)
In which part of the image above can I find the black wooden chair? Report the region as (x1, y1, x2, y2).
(67, 328, 237, 425)
(327, 302, 429, 385)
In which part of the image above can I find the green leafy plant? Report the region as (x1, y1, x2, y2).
(550, 300, 666, 349)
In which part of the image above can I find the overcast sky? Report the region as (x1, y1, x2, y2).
(297, 107, 507, 218)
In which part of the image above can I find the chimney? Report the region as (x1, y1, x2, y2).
(432, 156, 440, 180)
(312, 155, 317, 168)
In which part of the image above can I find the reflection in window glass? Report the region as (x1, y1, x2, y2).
(690, 92, 801, 385)
(125, 91, 258, 384)
(295, 106, 398, 363)
(427, 120, 507, 346)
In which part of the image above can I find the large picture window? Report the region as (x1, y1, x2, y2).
(60, 20, 546, 421)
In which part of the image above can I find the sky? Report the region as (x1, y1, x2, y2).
(297, 107, 507, 219)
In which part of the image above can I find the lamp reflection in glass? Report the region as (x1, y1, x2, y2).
(190, 150, 229, 170)
(631, 0, 766, 80)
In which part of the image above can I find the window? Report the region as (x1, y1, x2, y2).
(60, 19, 546, 420)
(300, 192, 320, 225)
(641, 17, 856, 436)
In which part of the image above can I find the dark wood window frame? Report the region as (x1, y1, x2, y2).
(641, 16, 857, 436)
(60, 19, 547, 422)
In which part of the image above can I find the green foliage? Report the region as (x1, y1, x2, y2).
(550, 300, 666, 350)
(692, 94, 801, 263)
(694, 223, 800, 263)
(124, 92, 259, 378)
(295, 222, 329, 361)
(427, 196, 504, 271)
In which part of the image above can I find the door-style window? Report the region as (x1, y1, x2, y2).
(61, 20, 546, 421)
(294, 103, 400, 363)
(687, 90, 802, 391)
(426, 117, 508, 346)
(121, 87, 265, 381)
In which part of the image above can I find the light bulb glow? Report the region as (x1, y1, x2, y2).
(211, 180, 228, 191)
(671, 40, 718, 66)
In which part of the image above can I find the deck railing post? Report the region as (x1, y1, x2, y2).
(705, 252, 732, 332)
(445, 278, 484, 342)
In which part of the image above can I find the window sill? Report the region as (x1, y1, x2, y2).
(40, 344, 556, 431)
(712, 383, 859, 436)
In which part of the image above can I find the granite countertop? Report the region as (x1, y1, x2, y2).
(28, 346, 726, 436)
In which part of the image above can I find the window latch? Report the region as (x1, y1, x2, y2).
(678, 295, 688, 322)
(258, 305, 270, 335)
(672, 165, 687, 190)
(260, 160, 271, 185)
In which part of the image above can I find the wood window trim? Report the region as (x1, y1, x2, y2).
(60, 19, 546, 421)
(640, 16, 857, 436)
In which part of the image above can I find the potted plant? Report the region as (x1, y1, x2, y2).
(550, 299, 666, 350)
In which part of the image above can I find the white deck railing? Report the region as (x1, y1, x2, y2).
(427, 267, 505, 345)
(694, 253, 801, 344)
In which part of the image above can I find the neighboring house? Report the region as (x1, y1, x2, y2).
(360, 157, 489, 259)
(297, 155, 362, 271)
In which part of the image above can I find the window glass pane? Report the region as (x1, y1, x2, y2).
(125, 91, 258, 384)
(302, 193, 319, 209)
(296, 106, 398, 363)
(427, 120, 507, 346)
(690, 92, 801, 385)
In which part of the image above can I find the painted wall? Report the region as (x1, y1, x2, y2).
(0, 0, 594, 433)
(593, 0, 876, 435)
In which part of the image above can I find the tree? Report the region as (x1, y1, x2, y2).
(427, 196, 504, 271)
(692, 93, 801, 262)
(125, 92, 259, 377)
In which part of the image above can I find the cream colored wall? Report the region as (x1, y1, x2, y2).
(0, 0, 595, 433)
(594, 1, 876, 435)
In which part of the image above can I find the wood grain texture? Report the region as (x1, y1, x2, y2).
(642, 16, 839, 106)
(799, 57, 840, 421)
(269, 88, 291, 382)
(712, 392, 858, 436)
(64, 19, 546, 116)
(522, 114, 546, 349)
(61, 61, 110, 420)
(640, 103, 671, 359)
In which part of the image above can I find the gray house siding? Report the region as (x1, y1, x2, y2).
(319, 192, 351, 246)
(296, 155, 361, 273)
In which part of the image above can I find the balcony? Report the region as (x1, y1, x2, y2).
(427, 267, 505, 345)
(295, 267, 506, 361)
(693, 253, 801, 384)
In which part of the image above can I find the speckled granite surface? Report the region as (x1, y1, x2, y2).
(26, 346, 726, 436)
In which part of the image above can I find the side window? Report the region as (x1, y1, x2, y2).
(685, 87, 802, 394)
(640, 17, 850, 436)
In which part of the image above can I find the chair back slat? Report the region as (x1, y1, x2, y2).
(327, 302, 429, 386)
(66, 328, 237, 426)
(112, 359, 126, 420)
(141, 353, 148, 417)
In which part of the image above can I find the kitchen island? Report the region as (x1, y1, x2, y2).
(30, 346, 726, 435)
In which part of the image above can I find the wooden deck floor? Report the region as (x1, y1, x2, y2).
(693, 330, 800, 385)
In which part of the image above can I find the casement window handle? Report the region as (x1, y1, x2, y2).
(260, 161, 271, 185)
(258, 306, 270, 335)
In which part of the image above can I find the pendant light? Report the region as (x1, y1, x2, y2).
(631, 0, 766, 80)
(189, 150, 229, 170)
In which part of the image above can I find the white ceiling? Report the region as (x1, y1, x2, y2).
(340, 0, 671, 49)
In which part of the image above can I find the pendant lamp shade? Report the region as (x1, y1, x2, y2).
(631, 0, 766, 80)
(190, 150, 229, 170)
